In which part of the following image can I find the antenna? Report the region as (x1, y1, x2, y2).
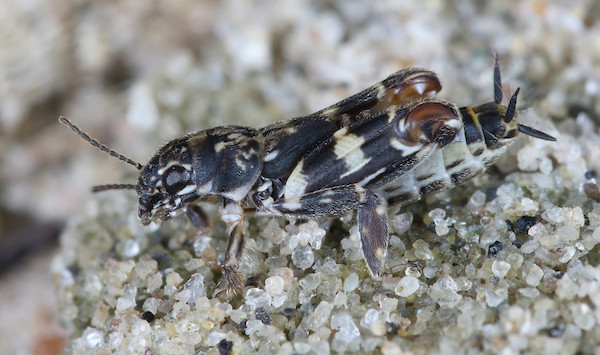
(59, 117, 144, 170)
(91, 184, 139, 193)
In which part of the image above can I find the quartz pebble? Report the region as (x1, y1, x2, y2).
(331, 312, 360, 350)
(245, 288, 272, 309)
(429, 276, 461, 308)
(265, 276, 285, 295)
(343, 273, 359, 292)
(526, 264, 544, 287)
(82, 327, 104, 348)
(395, 276, 420, 297)
(392, 213, 413, 235)
(288, 220, 326, 250)
(292, 245, 315, 269)
(492, 260, 511, 278)
(305, 301, 333, 331)
(181, 273, 205, 304)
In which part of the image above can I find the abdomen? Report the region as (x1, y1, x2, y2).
(375, 129, 506, 206)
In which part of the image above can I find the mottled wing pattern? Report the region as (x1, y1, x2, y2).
(259, 68, 443, 184)
(260, 115, 339, 180)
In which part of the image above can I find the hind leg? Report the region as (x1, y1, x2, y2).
(271, 184, 389, 278)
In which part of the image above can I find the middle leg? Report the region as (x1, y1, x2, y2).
(216, 199, 247, 299)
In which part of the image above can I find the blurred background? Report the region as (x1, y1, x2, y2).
(1, 0, 599, 353)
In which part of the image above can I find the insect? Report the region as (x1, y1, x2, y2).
(60, 57, 555, 298)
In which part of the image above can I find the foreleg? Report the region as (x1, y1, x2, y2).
(185, 205, 210, 234)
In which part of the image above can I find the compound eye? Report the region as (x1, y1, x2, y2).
(162, 165, 191, 195)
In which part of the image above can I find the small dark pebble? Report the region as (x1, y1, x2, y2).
(584, 183, 600, 202)
(585, 170, 597, 180)
(239, 319, 248, 335)
(427, 222, 436, 233)
(547, 324, 565, 337)
(218, 339, 233, 355)
(255, 307, 272, 325)
(141, 311, 155, 322)
(512, 237, 526, 248)
(487, 241, 503, 258)
(282, 308, 295, 317)
(515, 215, 538, 232)
(152, 251, 173, 271)
(386, 321, 400, 334)
(553, 271, 564, 279)
(246, 276, 255, 286)
(483, 182, 505, 200)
